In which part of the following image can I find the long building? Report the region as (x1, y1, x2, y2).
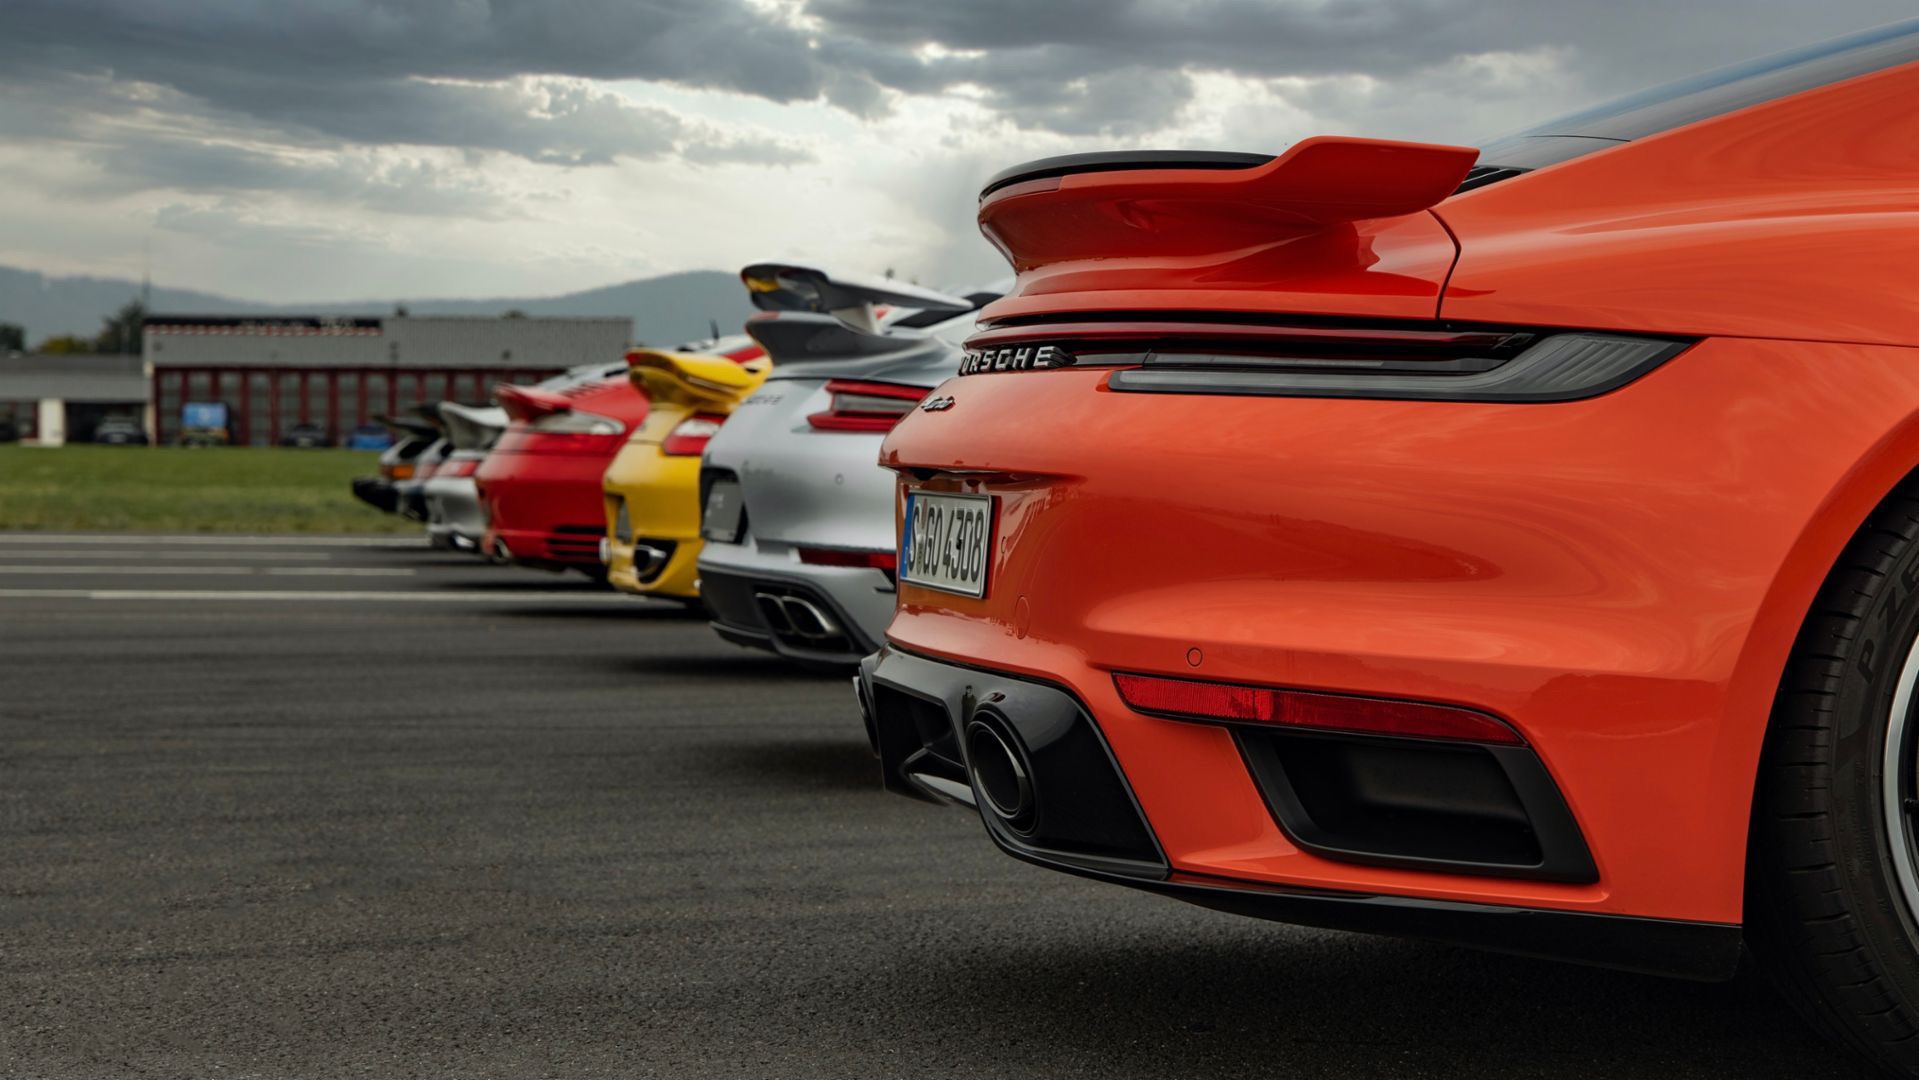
(142, 314, 632, 446)
(0, 352, 147, 443)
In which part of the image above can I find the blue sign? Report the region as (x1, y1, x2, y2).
(181, 401, 229, 430)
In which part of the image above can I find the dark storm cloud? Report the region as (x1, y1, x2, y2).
(0, 0, 1913, 206)
(807, 0, 1919, 135)
(75, 135, 516, 218)
(0, 0, 816, 182)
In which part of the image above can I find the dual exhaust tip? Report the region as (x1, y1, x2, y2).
(754, 591, 842, 643)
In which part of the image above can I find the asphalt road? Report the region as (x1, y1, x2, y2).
(0, 534, 1863, 1078)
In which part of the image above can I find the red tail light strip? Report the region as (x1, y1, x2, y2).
(808, 380, 926, 433)
(1113, 672, 1523, 745)
(797, 546, 899, 571)
(662, 413, 727, 457)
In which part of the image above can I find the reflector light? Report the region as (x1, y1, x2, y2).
(662, 413, 726, 456)
(807, 380, 925, 433)
(797, 546, 899, 571)
(1113, 673, 1522, 745)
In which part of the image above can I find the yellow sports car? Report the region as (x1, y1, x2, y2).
(602, 347, 769, 600)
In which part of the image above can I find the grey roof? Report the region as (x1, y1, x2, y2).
(144, 314, 632, 370)
(0, 352, 146, 403)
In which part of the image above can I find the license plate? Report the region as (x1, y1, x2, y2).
(701, 478, 744, 543)
(899, 491, 993, 598)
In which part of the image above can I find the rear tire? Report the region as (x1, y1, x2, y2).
(1749, 481, 1919, 1077)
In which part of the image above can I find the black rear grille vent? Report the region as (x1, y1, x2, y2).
(1454, 165, 1527, 194)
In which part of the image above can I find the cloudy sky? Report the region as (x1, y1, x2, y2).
(0, 0, 1912, 302)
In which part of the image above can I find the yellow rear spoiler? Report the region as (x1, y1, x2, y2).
(626, 348, 769, 406)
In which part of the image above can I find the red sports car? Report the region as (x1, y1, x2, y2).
(860, 21, 1919, 1075)
(480, 338, 765, 579)
(478, 367, 650, 578)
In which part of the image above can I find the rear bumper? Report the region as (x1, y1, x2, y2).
(423, 478, 486, 548)
(858, 645, 1741, 981)
(876, 339, 1919, 928)
(478, 454, 608, 570)
(605, 535, 701, 599)
(602, 449, 703, 599)
(698, 538, 896, 665)
(351, 476, 398, 515)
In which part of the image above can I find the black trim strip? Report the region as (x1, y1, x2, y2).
(981, 150, 1274, 198)
(1001, 838, 1741, 982)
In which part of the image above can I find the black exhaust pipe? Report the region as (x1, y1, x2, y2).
(964, 713, 1036, 833)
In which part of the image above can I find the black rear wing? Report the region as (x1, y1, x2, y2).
(741, 263, 969, 333)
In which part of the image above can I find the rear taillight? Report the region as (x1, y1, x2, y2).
(385, 463, 414, 481)
(1113, 673, 1522, 745)
(662, 413, 726, 456)
(807, 380, 924, 433)
(962, 321, 1690, 404)
(531, 409, 623, 436)
(797, 546, 899, 571)
(441, 459, 479, 478)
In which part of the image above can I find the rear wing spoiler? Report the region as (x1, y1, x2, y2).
(435, 403, 507, 451)
(740, 263, 970, 333)
(373, 414, 438, 441)
(743, 310, 934, 368)
(625, 348, 769, 407)
(978, 136, 1478, 271)
(494, 383, 581, 424)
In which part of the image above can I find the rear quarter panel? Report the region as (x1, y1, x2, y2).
(1438, 59, 1919, 347)
(705, 378, 898, 552)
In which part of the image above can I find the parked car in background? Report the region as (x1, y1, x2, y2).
(350, 418, 437, 515)
(696, 264, 993, 663)
(90, 416, 148, 446)
(423, 403, 506, 552)
(280, 423, 330, 448)
(394, 408, 449, 524)
(858, 21, 1919, 1078)
(477, 364, 652, 580)
(600, 346, 769, 602)
(345, 424, 395, 450)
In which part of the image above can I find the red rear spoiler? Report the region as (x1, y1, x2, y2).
(979, 136, 1478, 272)
(493, 383, 574, 423)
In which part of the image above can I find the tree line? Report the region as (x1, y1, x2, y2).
(0, 299, 145, 355)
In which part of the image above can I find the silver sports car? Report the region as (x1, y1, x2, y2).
(697, 264, 1000, 665)
(422, 403, 506, 552)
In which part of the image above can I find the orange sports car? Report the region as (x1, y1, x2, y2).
(858, 20, 1919, 1075)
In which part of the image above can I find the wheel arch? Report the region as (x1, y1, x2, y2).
(1729, 410, 1919, 913)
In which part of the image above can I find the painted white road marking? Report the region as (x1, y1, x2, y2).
(0, 549, 333, 561)
(0, 534, 424, 547)
(0, 588, 643, 603)
(0, 566, 415, 576)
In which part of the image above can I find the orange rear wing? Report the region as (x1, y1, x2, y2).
(978, 136, 1479, 272)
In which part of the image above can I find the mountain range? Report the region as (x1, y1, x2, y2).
(0, 264, 759, 348)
